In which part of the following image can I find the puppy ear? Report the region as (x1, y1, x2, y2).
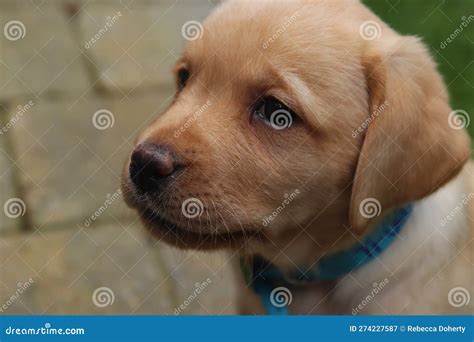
(350, 37, 471, 232)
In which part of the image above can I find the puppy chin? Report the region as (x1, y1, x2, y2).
(138, 209, 265, 251)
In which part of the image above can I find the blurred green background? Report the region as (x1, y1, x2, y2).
(364, 0, 474, 138)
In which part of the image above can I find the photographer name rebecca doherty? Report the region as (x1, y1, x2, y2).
(406, 325, 466, 334)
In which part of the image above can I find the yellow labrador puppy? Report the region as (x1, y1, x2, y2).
(122, 0, 473, 315)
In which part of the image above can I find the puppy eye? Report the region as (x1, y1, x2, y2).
(177, 68, 190, 90)
(252, 97, 296, 129)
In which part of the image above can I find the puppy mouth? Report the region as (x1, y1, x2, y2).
(139, 208, 265, 250)
(122, 173, 265, 250)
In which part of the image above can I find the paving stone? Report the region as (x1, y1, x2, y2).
(8, 88, 175, 229)
(156, 243, 238, 315)
(0, 223, 176, 314)
(79, 0, 214, 92)
(0, 3, 89, 100)
(0, 131, 18, 233)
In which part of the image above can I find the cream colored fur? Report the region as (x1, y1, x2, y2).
(235, 165, 473, 315)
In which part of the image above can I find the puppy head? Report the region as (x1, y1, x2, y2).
(121, 0, 470, 250)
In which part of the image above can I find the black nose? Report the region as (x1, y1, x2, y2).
(129, 143, 179, 192)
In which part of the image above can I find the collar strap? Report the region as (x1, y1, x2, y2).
(241, 204, 414, 315)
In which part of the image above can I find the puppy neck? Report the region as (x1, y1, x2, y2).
(249, 169, 470, 278)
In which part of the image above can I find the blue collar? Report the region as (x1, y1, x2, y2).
(240, 204, 414, 315)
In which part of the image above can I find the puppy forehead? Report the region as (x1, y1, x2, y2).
(187, 2, 303, 61)
(184, 1, 360, 81)
(179, 0, 368, 126)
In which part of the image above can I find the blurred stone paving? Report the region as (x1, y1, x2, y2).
(0, 0, 237, 314)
